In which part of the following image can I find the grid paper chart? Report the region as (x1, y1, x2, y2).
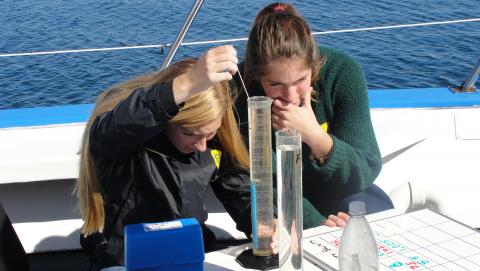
(303, 209, 480, 271)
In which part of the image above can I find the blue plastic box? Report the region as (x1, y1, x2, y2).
(125, 218, 204, 271)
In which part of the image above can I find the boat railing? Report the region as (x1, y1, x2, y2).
(160, 0, 204, 70)
(0, 14, 479, 91)
(1, 18, 479, 58)
(159, 1, 480, 94)
(450, 58, 480, 92)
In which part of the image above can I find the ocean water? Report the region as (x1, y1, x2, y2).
(1, 0, 479, 109)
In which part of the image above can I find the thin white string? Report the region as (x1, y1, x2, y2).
(236, 68, 249, 99)
(1, 18, 479, 58)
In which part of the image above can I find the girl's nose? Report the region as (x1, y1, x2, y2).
(194, 137, 207, 152)
(283, 86, 297, 103)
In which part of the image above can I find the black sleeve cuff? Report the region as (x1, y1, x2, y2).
(146, 80, 180, 119)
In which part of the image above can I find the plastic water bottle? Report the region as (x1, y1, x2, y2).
(338, 201, 379, 271)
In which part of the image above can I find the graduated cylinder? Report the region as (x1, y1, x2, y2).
(276, 129, 303, 270)
(248, 96, 275, 256)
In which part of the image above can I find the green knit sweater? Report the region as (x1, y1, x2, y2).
(235, 46, 382, 228)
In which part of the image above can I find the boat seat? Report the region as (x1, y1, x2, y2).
(204, 185, 250, 241)
(0, 201, 30, 271)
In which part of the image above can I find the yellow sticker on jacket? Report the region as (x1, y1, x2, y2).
(211, 149, 222, 169)
(320, 122, 329, 133)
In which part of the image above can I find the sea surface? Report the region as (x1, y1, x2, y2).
(1, 0, 479, 109)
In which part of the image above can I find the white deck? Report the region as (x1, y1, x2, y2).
(372, 107, 480, 228)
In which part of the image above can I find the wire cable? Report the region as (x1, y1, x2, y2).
(1, 18, 479, 58)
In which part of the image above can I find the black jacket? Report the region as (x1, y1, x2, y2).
(80, 81, 252, 270)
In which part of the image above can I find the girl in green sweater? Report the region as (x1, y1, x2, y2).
(234, 2, 393, 228)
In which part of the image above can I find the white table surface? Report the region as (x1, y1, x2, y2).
(204, 209, 405, 270)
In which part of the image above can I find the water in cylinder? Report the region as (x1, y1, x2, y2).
(276, 129, 303, 270)
(248, 96, 275, 256)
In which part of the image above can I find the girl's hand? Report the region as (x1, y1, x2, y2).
(272, 88, 332, 156)
(173, 45, 238, 103)
(323, 212, 350, 228)
(269, 219, 279, 254)
(271, 88, 318, 139)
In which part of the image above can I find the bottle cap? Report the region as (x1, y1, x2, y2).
(348, 201, 366, 216)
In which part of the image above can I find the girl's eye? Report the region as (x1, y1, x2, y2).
(292, 78, 306, 86)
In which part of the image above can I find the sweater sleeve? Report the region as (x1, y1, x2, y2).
(89, 81, 179, 159)
(303, 197, 327, 228)
(307, 48, 382, 195)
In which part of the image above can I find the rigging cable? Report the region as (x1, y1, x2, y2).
(0, 18, 479, 58)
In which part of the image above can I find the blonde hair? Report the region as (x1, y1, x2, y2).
(244, 2, 324, 89)
(75, 59, 249, 236)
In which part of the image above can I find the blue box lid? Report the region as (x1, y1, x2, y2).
(125, 218, 204, 270)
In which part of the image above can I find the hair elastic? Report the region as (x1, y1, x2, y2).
(273, 4, 286, 13)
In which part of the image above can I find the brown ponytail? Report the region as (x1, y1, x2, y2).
(244, 2, 324, 89)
